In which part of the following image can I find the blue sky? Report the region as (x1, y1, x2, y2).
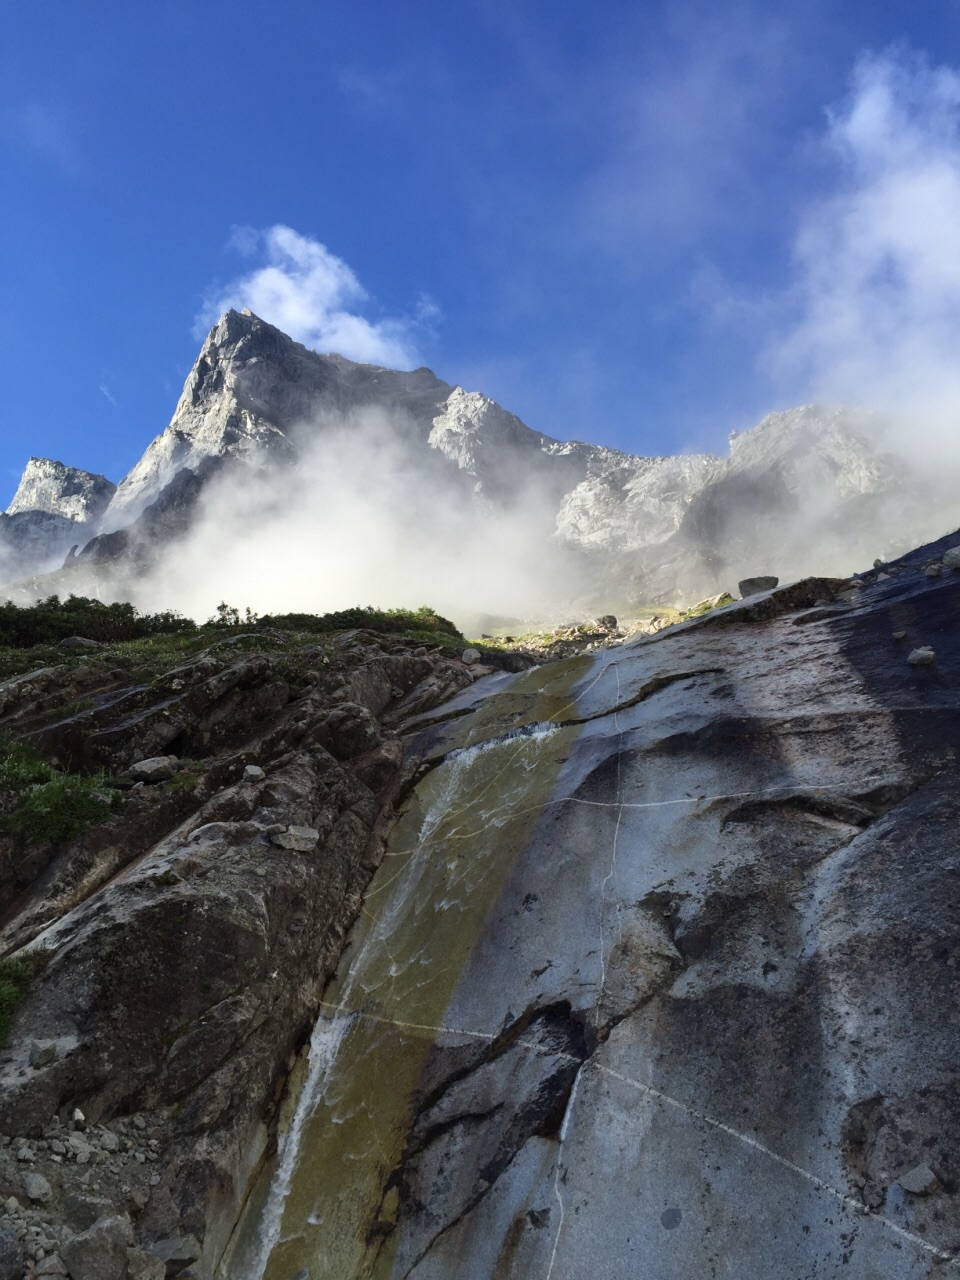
(5, 0, 960, 504)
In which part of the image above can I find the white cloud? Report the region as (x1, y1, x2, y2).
(770, 49, 960, 460)
(195, 225, 426, 368)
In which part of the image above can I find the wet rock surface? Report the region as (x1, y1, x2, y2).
(0, 624, 482, 1275)
(231, 529, 960, 1279)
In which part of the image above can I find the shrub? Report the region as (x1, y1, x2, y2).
(0, 954, 45, 1046)
(3, 773, 115, 844)
(0, 595, 195, 648)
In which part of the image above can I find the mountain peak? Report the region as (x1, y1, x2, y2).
(6, 457, 116, 523)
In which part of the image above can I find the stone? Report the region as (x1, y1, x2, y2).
(72, 1108, 86, 1129)
(595, 616, 618, 629)
(243, 765, 265, 782)
(126, 1247, 166, 1280)
(99, 1131, 120, 1152)
(0, 1225, 24, 1280)
(925, 562, 942, 577)
(63, 1192, 114, 1232)
(29, 1039, 57, 1068)
(944, 546, 960, 570)
(899, 1163, 939, 1195)
(127, 757, 179, 784)
(738, 575, 779, 598)
(59, 636, 104, 650)
(61, 1217, 133, 1280)
(21, 1172, 52, 1203)
(35, 1256, 69, 1276)
(907, 646, 936, 666)
(461, 649, 482, 665)
(2, 1197, 18, 1214)
(148, 1235, 201, 1274)
(270, 825, 320, 852)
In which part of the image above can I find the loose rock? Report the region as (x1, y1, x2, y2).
(738, 575, 779, 598)
(907, 646, 936, 666)
(127, 756, 179, 784)
(148, 1235, 202, 1274)
(944, 546, 960, 571)
(243, 764, 265, 782)
(21, 1171, 52, 1204)
(29, 1040, 57, 1068)
(899, 1163, 939, 1195)
(460, 648, 481, 665)
(270, 825, 320, 852)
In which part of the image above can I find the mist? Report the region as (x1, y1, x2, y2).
(121, 407, 583, 634)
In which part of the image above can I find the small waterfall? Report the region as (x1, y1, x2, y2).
(237, 720, 567, 1280)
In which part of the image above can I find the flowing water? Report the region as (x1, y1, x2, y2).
(228, 716, 576, 1279)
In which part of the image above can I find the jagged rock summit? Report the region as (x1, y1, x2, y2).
(0, 459, 115, 583)
(6, 458, 115, 524)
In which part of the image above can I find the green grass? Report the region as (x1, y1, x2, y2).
(0, 738, 118, 844)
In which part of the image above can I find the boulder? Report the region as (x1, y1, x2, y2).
(737, 575, 778, 598)
(898, 1163, 938, 1195)
(128, 756, 179, 784)
(461, 649, 481, 665)
(59, 636, 104, 650)
(60, 1216, 133, 1280)
(29, 1038, 57, 1067)
(943, 546, 960, 570)
(63, 1191, 114, 1231)
(243, 764, 265, 782)
(22, 1170, 52, 1203)
(126, 1248, 167, 1280)
(147, 1235, 201, 1276)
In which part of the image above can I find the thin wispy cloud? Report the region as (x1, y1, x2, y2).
(1, 103, 82, 176)
(99, 383, 118, 407)
(194, 225, 427, 368)
(770, 48, 960, 461)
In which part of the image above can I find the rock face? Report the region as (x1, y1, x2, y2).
(225, 529, 960, 1279)
(0, 620, 509, 1269)
(6, 459, 115, 525)
(3, 311, 954, 607)
(0, 460, 116, 583)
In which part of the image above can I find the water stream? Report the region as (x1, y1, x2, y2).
(228, 717, 576, 1279)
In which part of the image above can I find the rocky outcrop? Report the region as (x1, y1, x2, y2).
(227, 530, 960, 1279)
(0, 623, 506, 1274)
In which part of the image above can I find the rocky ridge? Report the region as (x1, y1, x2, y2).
(4, 311, 954, 609)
